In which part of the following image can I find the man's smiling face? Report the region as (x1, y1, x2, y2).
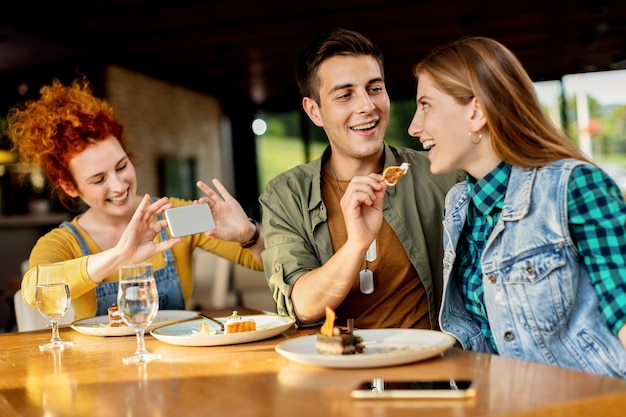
(305, 54, 390, 160)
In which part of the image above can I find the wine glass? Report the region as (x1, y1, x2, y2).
(35, 262, 73, 351)
(117, 263, 161, 364)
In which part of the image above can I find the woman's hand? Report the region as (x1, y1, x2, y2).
(195, 179, 257, 244)
(116, 194, 181, 263)
(86, 195, 182, 283)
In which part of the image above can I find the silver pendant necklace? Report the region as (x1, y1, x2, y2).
(331, 163, 376, 295)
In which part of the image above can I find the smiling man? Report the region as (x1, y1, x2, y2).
(259, 28, 461, 329)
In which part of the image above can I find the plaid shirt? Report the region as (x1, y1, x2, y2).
(457, 162, 626, 352)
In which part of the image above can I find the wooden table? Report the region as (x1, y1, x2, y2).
(1, 308, 625, 417)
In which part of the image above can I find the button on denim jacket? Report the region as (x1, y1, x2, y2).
(439, 159, 626, 378)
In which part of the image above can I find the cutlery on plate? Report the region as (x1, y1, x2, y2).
(73, 312, 226, 332)
(157, 313, 225, 332)
(196, 313, 225, 332)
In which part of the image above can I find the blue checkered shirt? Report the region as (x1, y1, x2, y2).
(457, 162, 626, 352)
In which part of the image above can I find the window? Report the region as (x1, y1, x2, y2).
(256, 70, 626, 194)
(536, 69, 626, 190)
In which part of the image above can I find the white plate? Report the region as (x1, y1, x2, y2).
(70, 310, 200, 337)
(275, 329, 455, 369)
(150, 314, 296, 346)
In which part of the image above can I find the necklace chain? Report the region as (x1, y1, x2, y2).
(330, 162, 344, 197)
(329, 161, 377, 294)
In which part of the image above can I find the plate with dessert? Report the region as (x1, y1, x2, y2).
(275, 307, 455, 368)
(70, 307, 200, 337)
(150, 311, 296, 346)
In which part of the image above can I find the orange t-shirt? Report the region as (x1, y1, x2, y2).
(321, 170, 429, 329)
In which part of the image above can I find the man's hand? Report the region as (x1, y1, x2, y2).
(340, 173, 387, 252)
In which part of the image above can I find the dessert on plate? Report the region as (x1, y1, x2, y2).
(198, 321, 215, 335)
(316, 306, 364, 355)
(224, 310, 257, 334)
(107, 304, 126, 327)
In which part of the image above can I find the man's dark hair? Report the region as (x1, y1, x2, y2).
(295, 28, 385, 103)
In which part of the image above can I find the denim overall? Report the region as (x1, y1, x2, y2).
(61, 213, 186, 316)
(439, 159, 626, 378)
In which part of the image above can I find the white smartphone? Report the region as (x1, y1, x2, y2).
(165, 203, 215, 237)
(350, 379, 475, 399)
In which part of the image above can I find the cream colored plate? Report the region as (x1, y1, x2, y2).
(150, 314, 295, 346)
(70, 310, 200, 337)
(275, 329, 455, 369)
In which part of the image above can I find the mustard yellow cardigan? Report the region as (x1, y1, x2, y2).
(21, 198, 262, 320)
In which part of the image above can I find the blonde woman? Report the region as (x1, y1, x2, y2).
(409, 36, 626, 377)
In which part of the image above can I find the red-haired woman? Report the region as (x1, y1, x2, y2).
(7, 78, 263, 320)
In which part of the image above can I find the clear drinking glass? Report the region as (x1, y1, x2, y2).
(35, 262, 73, 351)
(118, 263, 160, 364)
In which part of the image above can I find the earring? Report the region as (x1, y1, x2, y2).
(468, 130, 482, 145)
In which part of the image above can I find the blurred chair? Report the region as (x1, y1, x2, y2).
(13, 289, 75, 332)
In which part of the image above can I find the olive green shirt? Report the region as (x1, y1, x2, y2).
(259, 143, 461, 328)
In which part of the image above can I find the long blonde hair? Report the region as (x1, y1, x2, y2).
(413, 36, 590, 167)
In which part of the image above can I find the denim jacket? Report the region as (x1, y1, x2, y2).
(440, 159, 626, 378)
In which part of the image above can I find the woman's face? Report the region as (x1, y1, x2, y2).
(64, 135, 137, 216)
(408, 72, 481, 176)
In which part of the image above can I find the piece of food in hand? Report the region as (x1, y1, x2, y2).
(224, 310, 257, 334)
(107, 304, 126, 327)
(316, 306, 364, 355)
(382, 162, 410, 186)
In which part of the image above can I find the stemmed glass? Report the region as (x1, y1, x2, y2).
(117, 263, 161, 364)
(35, 262, 73, 351)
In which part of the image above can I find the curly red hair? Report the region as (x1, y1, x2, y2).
(6, 77, 130, 208)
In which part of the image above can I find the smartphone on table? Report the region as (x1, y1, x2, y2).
(165, 203, 215, 237)
(351, 378, 475, 399)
